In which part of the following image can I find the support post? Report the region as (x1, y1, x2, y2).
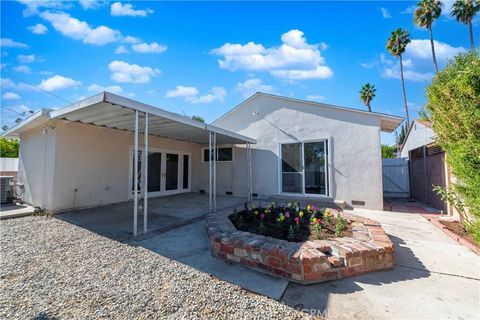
(209, 131, 212, 213)
(143, 113, 148, 234)
(213, 132, 217, 212)
(247, 142, 253, 203)
(133, 110, 139, 237)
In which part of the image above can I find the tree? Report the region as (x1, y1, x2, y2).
(191, 115, 205, 123)
(387, 28, 412, 129)
(451, 0, 480, 50)
(359, 83, 376, 112)
(414, 0, 443, 72)
(0, 138, 19, 158)
(426, 51, 480, 241)
(381, 144, 396, 158)
(395, 123, 408, 146)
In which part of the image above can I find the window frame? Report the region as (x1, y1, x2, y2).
(201, 145, 234, 163)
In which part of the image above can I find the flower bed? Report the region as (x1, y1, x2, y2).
(229, 203, 352, 242)
(206, 203, 394, 284)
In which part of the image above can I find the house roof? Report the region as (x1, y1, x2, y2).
(398, 119, 433, 154)
(213, 92, 404, 133)
(2, 92, 256, 145)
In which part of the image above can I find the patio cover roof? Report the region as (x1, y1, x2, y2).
(3, 91, 256, 145)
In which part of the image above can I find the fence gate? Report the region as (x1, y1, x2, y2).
(382, 158, 410, 198)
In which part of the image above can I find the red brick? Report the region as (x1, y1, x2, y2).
(327, 255, 344, 267)
(240, 258, 256, 268)
(220, 244, 234, 255)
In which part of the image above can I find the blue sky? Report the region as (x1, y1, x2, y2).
(0, 1, 474, 144)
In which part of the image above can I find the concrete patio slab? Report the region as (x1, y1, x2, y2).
(281, 208, 480, 319)
(139, 220, 289, 299)
(0, 203, 35, 220)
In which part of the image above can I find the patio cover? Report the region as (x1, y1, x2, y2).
(4, 91, 256, 237)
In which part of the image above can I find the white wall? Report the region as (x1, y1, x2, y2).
(17, 124, 56, 208)
(400, 122, 435, 158)
(213, 94, 384, 210)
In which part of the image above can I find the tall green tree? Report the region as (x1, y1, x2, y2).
(0, 138, 19, 158)
(359, 83, 376, 112)
(387, 28, 412, 129)
(395, 123, 408, 146)
(451, 0, 480, 50)
(414, 0, 443, 72)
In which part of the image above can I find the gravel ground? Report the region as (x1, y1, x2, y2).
(0, 216, 314, 319)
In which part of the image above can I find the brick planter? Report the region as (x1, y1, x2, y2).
(206, 209, 393, 284)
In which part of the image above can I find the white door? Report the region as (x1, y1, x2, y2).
(130, 148, 191, 197)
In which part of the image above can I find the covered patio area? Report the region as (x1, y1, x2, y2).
(56, 193, 246, 242)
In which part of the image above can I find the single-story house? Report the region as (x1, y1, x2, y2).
(3, 92, 402, 230)
(399, 119, 435, 158)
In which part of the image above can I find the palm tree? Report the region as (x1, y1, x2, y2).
(414, 0, 443, 72)
(451, 0, 480, 50)
(387, 28, 412, 129)
(359, 83, 376, 112)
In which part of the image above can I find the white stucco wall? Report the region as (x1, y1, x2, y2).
(212, 94, 385, 210)
(400, 121, 435, 158)
(17, 124, 56, 208)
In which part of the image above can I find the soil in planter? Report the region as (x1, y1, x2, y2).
(439, 220, 479, 248)
(229, 206, 352, 242)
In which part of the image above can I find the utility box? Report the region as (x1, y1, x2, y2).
(0, 176, 14, 204)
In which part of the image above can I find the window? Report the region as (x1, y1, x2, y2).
(202, 147, 233, 162)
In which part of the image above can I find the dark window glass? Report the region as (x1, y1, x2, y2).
(217, 148, 233, 161)
(183, 154, 189, 189)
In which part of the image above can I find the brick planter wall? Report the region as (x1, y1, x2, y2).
(206, 209, 393, 284)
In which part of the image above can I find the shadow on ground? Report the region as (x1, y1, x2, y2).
(282, 234, 431, 312)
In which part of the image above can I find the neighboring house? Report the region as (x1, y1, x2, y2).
(399, 120, 435, 158)
(3, 92, 402, 213)
(0, 157, 18, 203)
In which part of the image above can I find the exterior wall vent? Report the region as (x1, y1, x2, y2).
(351, 200, 365, 206)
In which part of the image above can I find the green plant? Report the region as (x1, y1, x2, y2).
(426, 51, 480, 239)
(335, 217, 348, 237)
(311, 218, 321, 239)
(191, 115, 205, 122)
(387, 28, 412, 128)
(32, 207, 52, 217)
(396, 123, 408, 146)
(382, 144, 396, 158)
(359, 83, 376, 112)
(287, 225, 295, 240)
(0, 138, 20, 158)
(451, 0, 480, 50)
(414, 0, 442, 72)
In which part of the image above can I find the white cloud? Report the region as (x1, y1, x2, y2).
(108, 60, 160, 83)
(18, 0, 72, 17)
(115, 45, 129, 54)
(235, 78, 276, 98)
(165, 86, 227, 104)
(28, 23, 48, 35)
(17, 54, 37, 63)
(382, 67, 434, 82)
(165, 86, 199, 98)
(0, 38, 28, 48)
(306, 94, 325, 102)
(401, 4, 416, 15)
(211, 29, 333, 80)
(380, 8, 392, 19)
(88, 84, 123, 94)
(1, 78, 32, 91)
(2, 92, 21, 100)
(14, 65, 31, 74)
(111, 2, 153, 17)
(132, 42, 167, 53)
(79, 0, 101, 10)
(123, 35, 141, 44)
(40, 11, 121, 45)
(406, 39, 466, 62)
(38, 75, 81, 91)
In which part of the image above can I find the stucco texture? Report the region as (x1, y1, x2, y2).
(213, 95, 384, 210)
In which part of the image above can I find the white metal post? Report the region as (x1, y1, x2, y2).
(143, 113, 148, 234)
(247, 142, 253, 202)
(213, 132, 217, 212)
(209, 131, 212, 213)
(133, 110, 139, 237)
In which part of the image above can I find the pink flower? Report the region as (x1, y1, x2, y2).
(294, 217, 300, 224)
(317, 218, 321, 224)
(285, 212, 290, 218)
(260, 213, 265, 220)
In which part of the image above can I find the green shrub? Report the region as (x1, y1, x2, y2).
(426, 51, 480, 239)
(0, 138, 19, 158)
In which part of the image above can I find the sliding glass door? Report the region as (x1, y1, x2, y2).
(280, 140, 329, 196)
